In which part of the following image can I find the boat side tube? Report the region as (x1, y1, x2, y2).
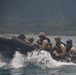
(10, 37, 35, 54)
(0, 36, 11, 45)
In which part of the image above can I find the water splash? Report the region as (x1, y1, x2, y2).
(27, 50, 76, 68)
(0, 53, 7, 67)
(0, 50, 75, 69)
(26, 50, 61, 68)
(0, 61, 6, 67)
(10, 50, 76, 69)
(11, 51, 25, 68)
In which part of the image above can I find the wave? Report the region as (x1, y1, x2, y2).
(0, 49, 75, 69)
(10, 50, 76, 68)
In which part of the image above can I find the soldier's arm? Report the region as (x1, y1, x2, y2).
(58, 44, 66, 56)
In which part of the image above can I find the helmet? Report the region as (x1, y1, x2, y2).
(55, 36, 61, 40)
(27, 36, 34, 43)
(18, 34, 26, 39)
(66, 39, 72, 44)
(38, 32, 45, 37)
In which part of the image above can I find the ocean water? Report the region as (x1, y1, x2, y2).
(0, 34, 76, 75)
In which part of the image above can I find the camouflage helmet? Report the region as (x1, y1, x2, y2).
(18, 34, 26, 39)
(66, 39, 72, 44)
(55, 36, 61, 40)
(27, 36, 34, 42)
(38, 32, 45, 37)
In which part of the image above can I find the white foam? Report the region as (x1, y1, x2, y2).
(11, 51, 25, 68)
(4, 50, 76, 68)
(0, 61, 6, 67)
(26, 50, 60, 68)
(24, 50, 76, 68)
(0, 54, 6, 67)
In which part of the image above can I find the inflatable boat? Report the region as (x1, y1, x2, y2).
(0, 34, 76, 63)
(0, 34, 35, 61)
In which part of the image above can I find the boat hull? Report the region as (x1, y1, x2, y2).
(0, 34, 35, 61)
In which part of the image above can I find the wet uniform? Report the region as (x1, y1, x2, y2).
(52, 41, 66, 61)
(55, 41, 66, 54)
(65, 47, 76, 62)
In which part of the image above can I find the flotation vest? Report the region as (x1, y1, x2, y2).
(55, 41, 66, 54)
(65, 45, 72, 58)
(66, 44, 72, 53)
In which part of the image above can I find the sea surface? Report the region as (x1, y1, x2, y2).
(0, 34, 76, 75)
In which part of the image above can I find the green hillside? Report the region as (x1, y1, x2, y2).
(0, 0, 76, 35)
(0, 20, 76, 35)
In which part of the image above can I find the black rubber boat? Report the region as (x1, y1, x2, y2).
(0, 34, 35, 61)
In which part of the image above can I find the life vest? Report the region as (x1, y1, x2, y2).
(66, 46, 72, 53)
(65, 45, 72, 58)
(55, 41, 66, 54)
